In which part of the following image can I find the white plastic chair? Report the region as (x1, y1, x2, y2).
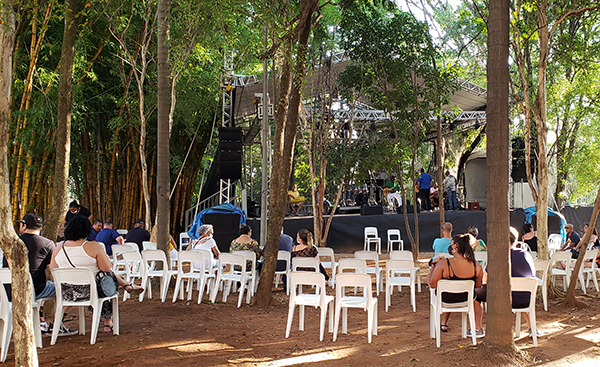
(292, 257, 320, 272)
(179, 232, 191, 250)
(50, 268, 119, 345)
(123, 242, 140, 252)
(209, 253, 251, 308)
(140, 250, 176, 302)
(122, 251, 144, 301)
(285, 271, 334, 341)
(549, 251, 572, 291)
(387, 229, 403, 252)
(364, 227, 381, 254)
(337, 258, 367, 295)
(514, 241, 531, 251)
(548, 234, 563, 254)
(429, 279, 477, 348)
(474, 251, 488, 269)
(275, 251, 291, 295)
(117, 229, 128, 236)
(385, 259, 416, 312)
(389, 250, 422, 292)
(142, 241, 157, 251)
(111, 244, 135, 277)
(333, 273, 378, 343)
(317, 247, 337, 285)
(579, 250, 599, 293)
(511, 277, 539, 346)
(533, 259, 550, 311)
(231, 250, 259, 296)
(354, 251, 383, 295)
(172, 250, 214, 304)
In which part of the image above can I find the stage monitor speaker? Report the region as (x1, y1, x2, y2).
(403, 204, 421, 213)
(361, 205, 383, 216)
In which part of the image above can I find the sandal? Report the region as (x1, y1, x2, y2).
(123, 283, 143, 295)
(440, 324, 449, 332)
(103, 325, 113, 332)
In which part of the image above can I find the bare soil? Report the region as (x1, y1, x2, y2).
(7, 253, 600, 366)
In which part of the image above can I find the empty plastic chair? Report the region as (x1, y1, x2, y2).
(511, 277, 539, 346)
(51, 268, 119, 345)
(549, 251, 572, 291)
(354, 251, 383, 295)
(579, 250, 599, 293)
(172, 250, 214, 304)
(533, 259, 549, 311)
(364, 227, 381, 254)
(179, 232, 191, 250)
(140, 250, 176, 302)
(285, 271, 334, 341)
(142, 241, 157, 251)
(209, 253, 252, 308)
(275, 251, 291, 295)
(387, 229, 403, 252)
(117, 229, 128, 236)
(122, 251, 144, 301)
(385, 259, 416, 312)
(231, 250, 259, 297)
(389, 250, 422, 292)
(317, 247, 337, 285)
(333, 273, 378, 343)
(474, 251, 488, 270)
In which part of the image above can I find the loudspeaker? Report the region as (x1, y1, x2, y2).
(219, 127, 243, 180)
(203, 213, 241, 252)
(361, 205, 383, 215)
(403, 204, 421, 213)
(511, 136, 537, 182)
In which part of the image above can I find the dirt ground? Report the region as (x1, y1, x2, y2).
(7, 253, 600, 366)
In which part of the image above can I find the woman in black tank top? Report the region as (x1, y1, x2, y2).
(427, 234, 483, 332)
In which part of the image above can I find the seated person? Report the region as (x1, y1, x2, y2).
(230, 224, 263, 272)
(430, 183, 440, 210)
(88, 220, 102, 241)
(384, 177, 403, 210)
(468, 226, 487, 251)
(288, 185, 305, 215)
(427, 233, 484, 335)
(292, 229, 331, 286)
(95, 219, 124, 256)
(188, 224, 220, 270)
(432, 222, 453, 258)
(473, 227, 537, 338)
(125, 219, 151, 252)
(560, 223, 581, 259)
(521, 222, 538, 252)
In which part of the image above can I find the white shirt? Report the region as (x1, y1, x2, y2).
(190, 235, 217, 269)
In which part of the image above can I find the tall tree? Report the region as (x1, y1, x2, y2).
(0, 0, 37, 364)
(485, 0, 514, 350)
(44, 0, 78, 242)
(156, 0, 170, 252)
(254, 0, 322, 307)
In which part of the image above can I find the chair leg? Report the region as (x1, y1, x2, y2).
(1, 317, 13, 362)
(198, 278, 207, 304)
(367, 308, 373, 343)
(209, 274, 221, 303)
(299, 305, 305, 332)
(515, 312, 522, 337)
(373, 304, 378, 336)
(90, 304, 102, 345)
(333, 302, 341, 341)
(78, 306, 86, 335)
(328, 302, 334, 333)
(468, 310, 477, 345)
(411, 284, 416, 313)
(285, 304, 295, 338)
(530, 310, 538, 347)
(33, 306, 42, 348)
(386, 284, 390, 312)
(342, 307, 348, 334)
(319, 305, 327, 341)
(172, 277, 181, 303)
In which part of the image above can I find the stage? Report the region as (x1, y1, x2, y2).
(246, 208, 567, 253)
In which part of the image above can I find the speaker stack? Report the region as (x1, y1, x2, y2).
(218, 127, 243, 180)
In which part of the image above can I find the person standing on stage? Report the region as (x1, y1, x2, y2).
(417, 168, 433, 211)
(443, 170, 458, 211)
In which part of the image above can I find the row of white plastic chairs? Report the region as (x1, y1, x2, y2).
(363, 227, 404, 254)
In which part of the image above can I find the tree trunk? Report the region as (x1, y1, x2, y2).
(156, 0, 170, 253)
(254, 0, 320, 307)
(564, 186, 600, 307)
(0, 2, 37, 364)
(485, 0, 515, 349)
(44, 0, 78, 242)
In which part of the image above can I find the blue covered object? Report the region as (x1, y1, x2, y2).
(187, 203, 246, 240)
(523, 206, 567, 243)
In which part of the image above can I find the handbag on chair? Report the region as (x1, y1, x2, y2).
(62, 242, 119, 297)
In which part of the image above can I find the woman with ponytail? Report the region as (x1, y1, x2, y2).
(292, 229, 331, 283)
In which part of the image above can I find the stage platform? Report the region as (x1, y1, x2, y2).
(247, 209, 563, 253)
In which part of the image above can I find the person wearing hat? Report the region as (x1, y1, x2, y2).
(125, 219, 150, 252)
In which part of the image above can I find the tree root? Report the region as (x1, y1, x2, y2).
(562, 297, 589, 308)
(475, 344, 534, 366)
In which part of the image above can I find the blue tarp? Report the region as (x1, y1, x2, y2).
(523, 206, 567, 243)
(187, 203, 246, 240)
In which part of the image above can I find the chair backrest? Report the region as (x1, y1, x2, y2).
(111, 244, 133, 257)
(386, 259, 414, 277)
(231, 250, 257, 274)
(0, 269, 40, 305)
(177, 250, 205, 274)
(289, 271, 327, 302)
(548, 234, 563, 250)
(364, 227, 379, 238)
(355, 250, 379, 264)
(0, 270, 10, 314)
(52, 268, 98, 304)
(583, 249, 597, 262)
(514, 242, 531, 251)
(123, 242, 140, 252)
(142, 241, 157, 251)
(436, 279, 474, 308)
(292, 257, 319, 272)
(389, 250, 413, 261)
(277, 250, 291, 265)
(549, 251, 571, 267)
(338, 258, 367, 274)
(474, 251, 487, 268)
(316, 247, 335, 262)
(117, 229, 128, 236)
(142, 249, 169, 271)
(510, 277, 538, 309)
(387, 229, 401, 241)
(533, 259, 549, 277)
(336, 273, 373, 301)
(218, 253, 246, 274)
(179, 232, 191, 250)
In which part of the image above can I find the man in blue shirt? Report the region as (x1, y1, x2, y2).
(417, 168, 433, 211)
(87, 220, 102, 241)
(95, 219, 124, 256)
